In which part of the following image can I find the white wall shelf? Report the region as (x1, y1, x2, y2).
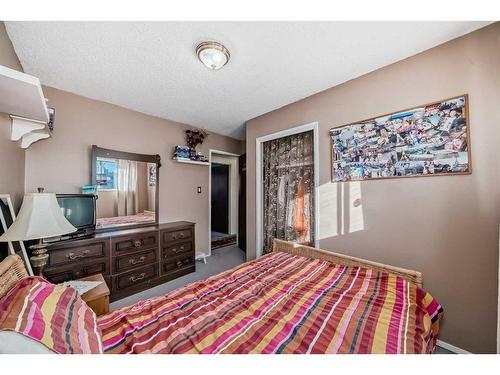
(0, 65, 48, 122)
(173, 157, 210, 166)
(0, 65, 51, 149)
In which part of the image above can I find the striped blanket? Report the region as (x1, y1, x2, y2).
(98, 251, 443, 354)
(0, 276, 103, 354)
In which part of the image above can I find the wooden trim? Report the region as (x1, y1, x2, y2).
(273, 239, 423, 287)
(329, 93, 472, 183)
(91, 145, 161, 232)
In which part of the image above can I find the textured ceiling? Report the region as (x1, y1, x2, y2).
(5, 21, 490, 140)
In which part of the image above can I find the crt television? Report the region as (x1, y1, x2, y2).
(55, 194, 97, 240)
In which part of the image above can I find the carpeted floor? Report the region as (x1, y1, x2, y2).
(110, 245, 246, 311)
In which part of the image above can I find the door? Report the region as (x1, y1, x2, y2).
(211, 163, 229, 234)
(238, 154, 247, 252)
(262, 130, 315, 253)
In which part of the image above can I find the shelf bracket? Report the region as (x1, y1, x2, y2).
(10, 115, 51, 149)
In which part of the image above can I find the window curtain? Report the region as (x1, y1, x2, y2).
(116, 159, 139, 217)
(262, 130, 314, 254)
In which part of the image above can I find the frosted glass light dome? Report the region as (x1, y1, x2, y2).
(196, 41, 230, 71)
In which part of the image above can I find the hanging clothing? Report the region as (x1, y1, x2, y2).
(262, 130, 314, 254)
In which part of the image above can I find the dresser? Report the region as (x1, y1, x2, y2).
(42, 221, 196, 302)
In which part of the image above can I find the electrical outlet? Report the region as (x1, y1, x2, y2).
(197, 186, 202, 194)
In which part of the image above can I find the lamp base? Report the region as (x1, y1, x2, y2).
(30, 240, 49, 277)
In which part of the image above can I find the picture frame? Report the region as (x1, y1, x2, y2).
(0, 194, 34, 275)
(329, 94, 471, 182)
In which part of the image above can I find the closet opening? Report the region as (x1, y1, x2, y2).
(255, 122, 319, 258)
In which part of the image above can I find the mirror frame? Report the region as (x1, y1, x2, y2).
(91, 145, 161, 232)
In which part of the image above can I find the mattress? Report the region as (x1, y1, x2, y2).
(98, 251, 443, 354)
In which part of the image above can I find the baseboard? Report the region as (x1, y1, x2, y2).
(436, 339, 471, 354)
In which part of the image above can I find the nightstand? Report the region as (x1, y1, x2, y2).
(79, 274, 110, 316)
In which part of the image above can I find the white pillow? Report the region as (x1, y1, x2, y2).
(0, 330, 53, 354)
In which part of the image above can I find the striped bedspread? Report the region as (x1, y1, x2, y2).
(98, 251, 443, 354)
(0, 276, 103, 354)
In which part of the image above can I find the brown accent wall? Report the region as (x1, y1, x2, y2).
(0, 22, 25, 209)
(245, 23, 500, 353)
(24, 86, 242, 254)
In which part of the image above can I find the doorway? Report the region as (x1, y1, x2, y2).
(211, 163, 229, 233)
(209, 151, 240, 253)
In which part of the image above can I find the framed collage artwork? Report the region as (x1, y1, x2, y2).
(330, 94, 471, 182)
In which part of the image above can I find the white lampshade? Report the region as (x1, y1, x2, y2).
(0, 193, 77, 242)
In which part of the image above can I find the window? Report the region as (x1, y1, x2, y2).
(96, 158, 117, 190)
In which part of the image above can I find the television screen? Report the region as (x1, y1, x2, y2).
(56, 195, 96, 229)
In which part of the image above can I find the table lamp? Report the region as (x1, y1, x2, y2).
(0, 190, 77, 276)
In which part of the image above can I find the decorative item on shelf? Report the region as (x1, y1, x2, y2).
(193, 152, 208, 163)
(173, 145, 191, 159)
(81, 184, 97, 194)
(185, 128, 208, 149)
(0, 188, 77, 276)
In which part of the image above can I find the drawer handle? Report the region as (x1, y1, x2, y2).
(129, 256, 146, 265)
(171, 245, 185, 254)
(176, 260, 183, 268)
(129, 273, 146, 283)
(66, 250, 90, 260)
(179, 233, 185, 238)
(133, 240, 142, 248)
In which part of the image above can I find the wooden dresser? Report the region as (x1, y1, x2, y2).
(42, 221, 196, 301)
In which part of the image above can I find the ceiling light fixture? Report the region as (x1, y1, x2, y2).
(196, 41, 230, 71)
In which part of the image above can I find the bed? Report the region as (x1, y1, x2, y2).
(98, 240, 442, 354)
(96, 211, 155, 227)
(0, 240, 443, 354)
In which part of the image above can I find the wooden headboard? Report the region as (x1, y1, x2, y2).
(272, 239, 423, 287)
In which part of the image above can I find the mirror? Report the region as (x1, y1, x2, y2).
(91, 145, 160, 231)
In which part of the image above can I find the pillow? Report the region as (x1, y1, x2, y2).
(0, 331, 53, 354)
(0, 276, 103, 354)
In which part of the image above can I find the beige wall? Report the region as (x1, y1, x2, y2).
(25, 86, 243, 253)
(0, 22, 25, 210)
(246, 23, 500, 353)
(96, 190, 117, 218)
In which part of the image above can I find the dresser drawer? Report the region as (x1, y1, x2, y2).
(161, 227, 193, 245)
(44, 260, 110, 284)
(114, 249, 157, 273)
(114, 264, 158, 291)
(162, 241, 193, 259)
(161, 254, 195, 276)
(47, 240, 109, 267)
(111, 232, 158, 254)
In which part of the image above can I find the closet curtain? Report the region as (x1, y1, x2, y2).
(262, 130, 315, 254)
(116, 159, 139, 217)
